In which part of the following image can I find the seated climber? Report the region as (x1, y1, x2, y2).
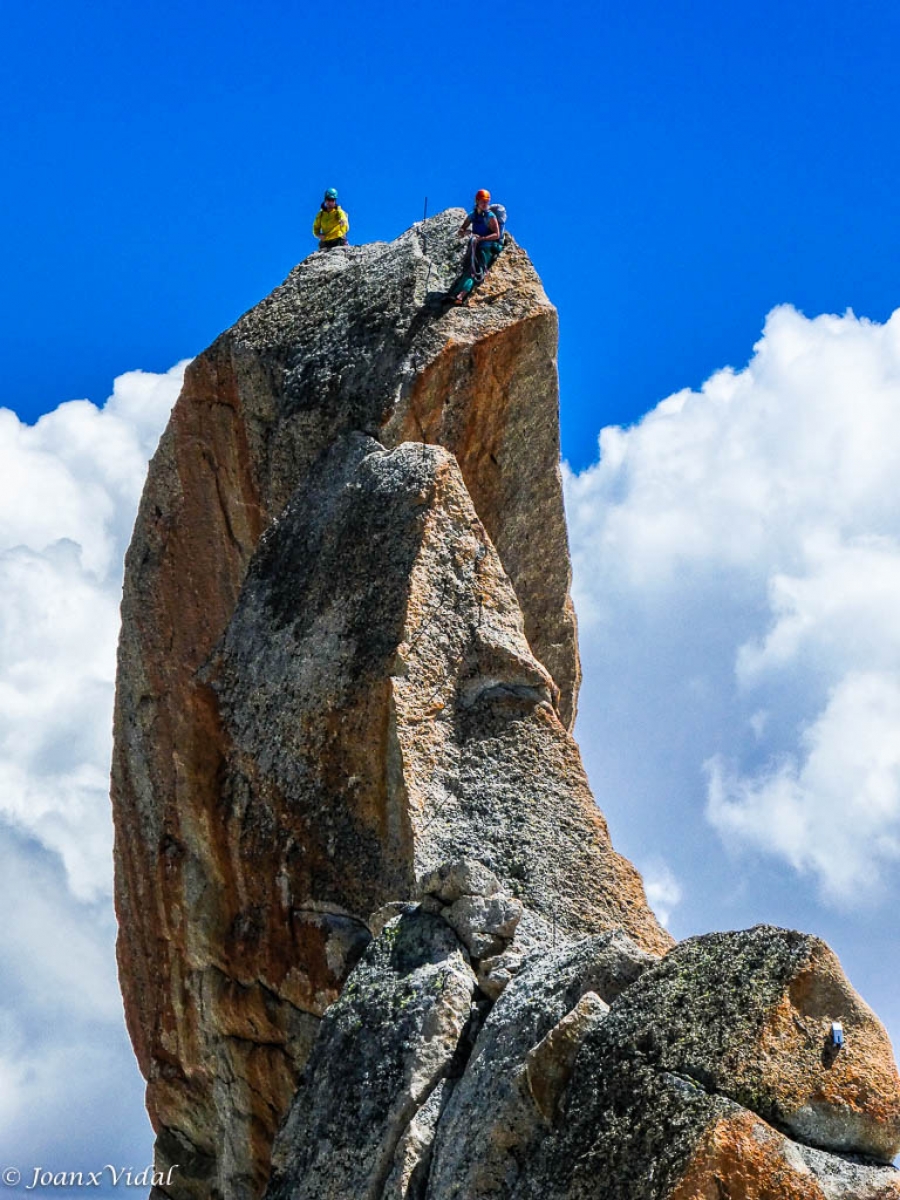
(313, 188, 350, 250)
(447, 189, 503, 304)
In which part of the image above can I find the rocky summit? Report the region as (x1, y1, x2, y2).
(112, 213, 900, 1199)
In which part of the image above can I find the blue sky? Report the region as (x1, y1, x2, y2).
(6, 0, 900, 456)
(3, 0, 900, 1188)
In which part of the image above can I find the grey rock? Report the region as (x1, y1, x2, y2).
(369, 901, 418, 938)
(473, 902, 562, 999)
(508, 903, 562, 954)
(443, 893, 524, 960)
(427, 931, 655, 1197)
(476, 949, 526, 1000)
(265, 910, 478, 1200)
(419, 859, 503, 905)
(112, 211, 670, 1194)
(792, 1140, 900, 1199)
(108, 199, 900, 1200)
(184, 410, 673, 1200)
(523, 1066, 900, 1200)
(578, 925, 900, 1162)
(512, 925, 900, 1198)
(382, 1079, 453, 1200)
(205, 433, 665, 957)
(525, 990, 610, 1122)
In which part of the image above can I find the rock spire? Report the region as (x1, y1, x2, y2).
(112, 212, 667, 1198)
(112, 212, 900, 1200)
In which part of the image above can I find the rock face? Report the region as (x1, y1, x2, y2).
(113, 214, 900, 1200)
(585, 927, 900, 1164)
(424, 929, 657, 1199)
(268, 918, 900, 1200)
(513, 926, 900, 1198)
(266, 910, 478, 1200)
(111, 214, 668, 1199)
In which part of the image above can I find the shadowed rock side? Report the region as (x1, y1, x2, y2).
(266, 909, 480, 1200)
(208, 438, 664, 947)
(114, 423, 666, 1195)
(267, 920, 900, 1200)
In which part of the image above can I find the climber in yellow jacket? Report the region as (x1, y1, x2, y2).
(313, 188, 350, 249)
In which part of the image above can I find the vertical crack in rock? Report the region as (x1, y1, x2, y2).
(265, 911, 479, 1200)
(426, 931, 656, 1198)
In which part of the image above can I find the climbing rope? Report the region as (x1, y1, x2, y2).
(466, 235, 487, 286)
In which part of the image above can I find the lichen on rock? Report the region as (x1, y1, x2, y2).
(265, 910, 478, 1200)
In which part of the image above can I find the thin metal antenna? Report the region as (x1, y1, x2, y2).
(422, 196, 431, 295)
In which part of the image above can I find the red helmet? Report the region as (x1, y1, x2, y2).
(475, 189, 491, 202)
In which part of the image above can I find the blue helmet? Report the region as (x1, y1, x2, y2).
(324, 187, 338, 200)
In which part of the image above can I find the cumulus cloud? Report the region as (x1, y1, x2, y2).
(708, 671, 900, 903)
(642, 859, 683, 928)
(0, 828, 148, 1156)
(0, 363, 185, 900)
(567, 305, 900, 908)
(0, 364, 182, 1178)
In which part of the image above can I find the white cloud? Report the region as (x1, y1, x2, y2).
(708, 672, 900, 903)
(0, 364, 182, 1178)
(0, 830, 121, 1021)
(567, 305, 900, 907)
(0, 363, 185, 901)
(0, 833, 140, 1163)
(642, 859, 683, 928)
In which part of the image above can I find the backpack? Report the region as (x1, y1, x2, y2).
(489, 203, 507, 244)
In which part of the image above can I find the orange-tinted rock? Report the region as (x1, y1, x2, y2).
(265, 910, 478, 1200)
(525, 990, 610, 1122)
(669, 1110, 900, 1200)
(596, 926, 900, 1164)
(114, 214, 900, 1200)
(745, 938, 900, 1162)
(200, 439, 664, 1196)
(416, 927, 900, 1200)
